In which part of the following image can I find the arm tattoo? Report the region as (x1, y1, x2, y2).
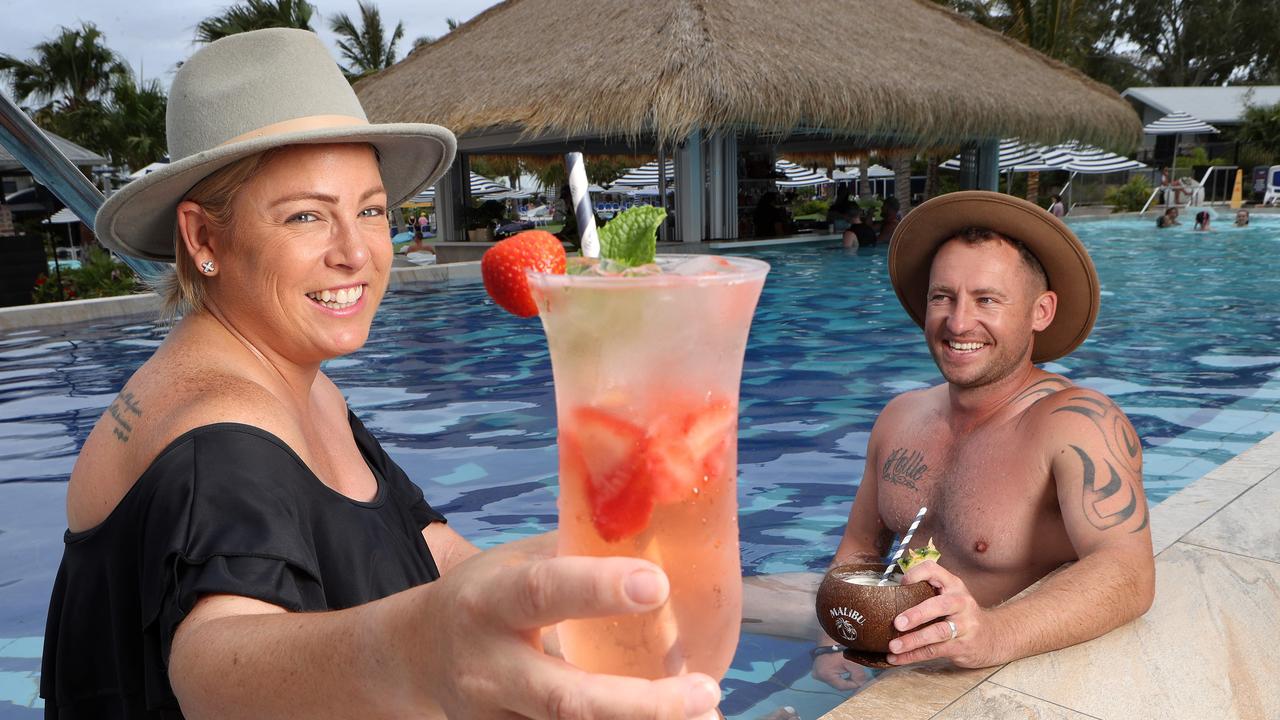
(1055, 393, 1147, 533)
(882, 447, 928, 490)
(1069, 445, 1145, 532)
(107, 390, 142, 443)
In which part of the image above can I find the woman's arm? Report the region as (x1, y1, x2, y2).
(169, 534, 723, 720)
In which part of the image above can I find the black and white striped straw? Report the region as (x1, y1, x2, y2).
(564, 152, 599, 258)
(881, 505, 928, 582)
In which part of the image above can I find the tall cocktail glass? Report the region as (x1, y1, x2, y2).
(528, 255, 769, 680)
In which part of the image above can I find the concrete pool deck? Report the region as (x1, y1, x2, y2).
(823, 428, 1280, 720)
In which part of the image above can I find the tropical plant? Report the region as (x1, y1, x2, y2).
(102, 72, 168, 171)
(195, 0, 317, 43)
(0, 22, 125, 114)
(1104, 176, 1152, 212)
(330, 0, 405, 80)
(1238, 101, 1280, 161)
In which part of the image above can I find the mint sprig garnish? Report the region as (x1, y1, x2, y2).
(598, 206, 665, 267)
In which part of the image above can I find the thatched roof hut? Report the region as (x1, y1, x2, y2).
(356, 0, 1141, 151)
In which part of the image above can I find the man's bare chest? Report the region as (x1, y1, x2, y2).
(875, 423, 1060, 570)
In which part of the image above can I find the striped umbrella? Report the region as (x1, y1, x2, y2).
(610, 160, 676, 187)
(1143, 111, 1218, 170)
(775, 159, 832, 187)
(1142, 111, 1219, 136)
(1011, 143, 1146, 174)
(939, 139, 1049, 171)
(411, 172, 515, 203)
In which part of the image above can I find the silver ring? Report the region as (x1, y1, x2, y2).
(946, 619, 958, 641)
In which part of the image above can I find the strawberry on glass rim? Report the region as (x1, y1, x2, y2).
(480, 230, 566, 317)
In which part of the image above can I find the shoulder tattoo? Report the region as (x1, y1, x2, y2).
(1055, 394, 1147, 533)
(107, 390, 143, 443)
(1013, 377, 1072, 406)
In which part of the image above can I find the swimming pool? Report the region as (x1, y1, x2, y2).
(2, 213, 1279, 718)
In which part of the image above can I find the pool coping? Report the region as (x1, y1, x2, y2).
(0, 262, 483, 331)
(819, 427, 1280, 719)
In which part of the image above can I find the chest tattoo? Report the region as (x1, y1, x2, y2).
(882, 447, 929, 490)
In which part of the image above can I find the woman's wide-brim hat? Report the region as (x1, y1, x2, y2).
(96, 28, 457, 261)
(887, 191, 1100, 363)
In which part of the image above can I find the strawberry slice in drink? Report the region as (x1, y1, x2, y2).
(564, 406, 654, 542)
(646, 399, 738, 505)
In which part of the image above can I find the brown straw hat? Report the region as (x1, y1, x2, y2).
(887, 191, 1100, 363)
(96, 28, 457, 261)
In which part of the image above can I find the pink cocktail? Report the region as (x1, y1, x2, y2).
(529, 255, 768, 680)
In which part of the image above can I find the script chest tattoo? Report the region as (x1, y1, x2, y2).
(108, 390, 142, 443)
(883, 447, 929, 490)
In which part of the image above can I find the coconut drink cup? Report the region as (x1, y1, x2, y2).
(815, 563, 940, 668)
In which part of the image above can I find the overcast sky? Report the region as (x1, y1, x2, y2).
(0, 0, 500, 95)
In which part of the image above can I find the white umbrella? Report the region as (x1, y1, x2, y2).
(1143, 111, 1219, 170)
(611, 160, 675, 187)
(412, 172, 516, 203)
(775, 159, 832, 187)
(1011, 143, 1146, 174)
(940, 139, 1049, 171)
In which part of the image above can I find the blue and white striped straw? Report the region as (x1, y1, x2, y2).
(564, 152, 599, 258)
(881, 506, 928, 582)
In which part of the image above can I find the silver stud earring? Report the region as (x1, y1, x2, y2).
(200, 260, 216, 274)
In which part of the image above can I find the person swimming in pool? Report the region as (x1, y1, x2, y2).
(812, 192, 1154, 687)
(41, 29, 722, 720)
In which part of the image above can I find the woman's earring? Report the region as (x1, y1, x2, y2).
(200, 260, 216, 274)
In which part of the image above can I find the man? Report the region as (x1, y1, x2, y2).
(1156, 206, 1180, 228)
(814, 191, 1154, 687)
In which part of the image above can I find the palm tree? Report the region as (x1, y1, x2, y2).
(330, 0, 405, 80)
(103, 72, 168, 172)
(413, 17, 461, 52)
(195, 0, 317, 43)
(0, 22, 125, 115)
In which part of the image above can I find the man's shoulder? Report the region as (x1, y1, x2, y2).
(1023, 383, 1135, 447)
(879, 383, 944, 421)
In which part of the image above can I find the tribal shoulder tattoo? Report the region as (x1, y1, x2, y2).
(1054, 393, 1148, 534)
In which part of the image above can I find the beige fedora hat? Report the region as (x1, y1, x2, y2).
(887, 190, 1100, 363)
(96, 28, 456, 261)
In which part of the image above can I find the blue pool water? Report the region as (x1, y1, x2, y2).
(2, 214, 1280, 718)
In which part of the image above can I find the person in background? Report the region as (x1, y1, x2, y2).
(1193, 211, 1212, 231)
(827, 185, 855, 234)
(878, 197, 902, 244)
(753, 191, 792, 238)
(416, 211, 429, 236)
(842, 207, 877, 249)
(1234, 209, 1250, 227)
(1156, 207, 1180, 228)
(1048, 194, 1066, 218)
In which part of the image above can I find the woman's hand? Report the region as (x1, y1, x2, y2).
(413, 533, 723, 719)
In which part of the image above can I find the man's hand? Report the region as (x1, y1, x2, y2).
(811, 652, 875, 691)
(884, 561, 1001, 669)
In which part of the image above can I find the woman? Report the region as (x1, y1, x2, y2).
(1194, 210, 1212, 231)
(41, 29, 720, 720)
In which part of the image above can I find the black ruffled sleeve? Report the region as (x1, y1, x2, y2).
(138, 426, 329, 669)
(42, 420, 444, 717)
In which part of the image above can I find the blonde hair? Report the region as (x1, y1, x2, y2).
(154, 148, 282, 321)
